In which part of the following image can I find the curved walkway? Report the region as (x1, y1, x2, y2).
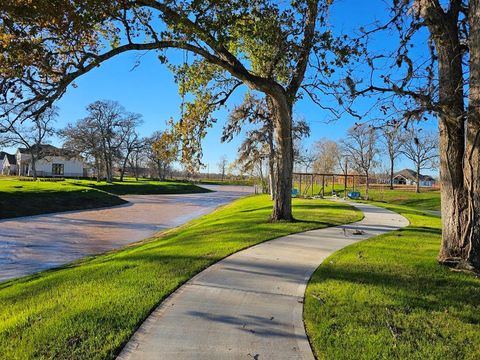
(118, 202, 409, 360)
(0, 185, 252, 282)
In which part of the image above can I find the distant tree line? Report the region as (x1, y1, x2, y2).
(60, 100, 179, 182)
(303, 123, 439, 197)
(0, 99, 180, 182)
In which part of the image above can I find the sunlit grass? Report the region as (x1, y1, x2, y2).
(0, 177, 206, 219)
(304, 202, 480, 359)
(292, 180, 440, 211)
(0, 195, 361, 359)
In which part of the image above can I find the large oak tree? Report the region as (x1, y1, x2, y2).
(0, 0, 355, 221)
(345, 0, 480, 271)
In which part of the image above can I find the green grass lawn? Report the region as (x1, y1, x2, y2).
(0, 195, 361, 360)
(358, 188, 441, 211)
(0, 178, 207, 219)
(71, 178, 209, 195)
(293, 181, 440, 211)
(304, 203, 480, 359)
(196, 178, 255, 186)
(0, 179, 126, 219)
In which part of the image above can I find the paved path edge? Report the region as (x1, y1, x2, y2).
(117, 201, 409, 360)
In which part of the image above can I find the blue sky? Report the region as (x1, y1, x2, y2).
(35, 0, 437, 175)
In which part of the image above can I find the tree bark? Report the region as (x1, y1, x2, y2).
(271, 94, 293, 221)
(390, 157, 394, 190)
(441, 0, 480, 270)
(30, 150, 37, 180)
(416, 163, 420, 193)
(461, 0, 480, 268)
(268, 146, 275, 200)
(433, 10, 469, 268)
(120, 151, 131, 182)
(365, 172, 369, 200)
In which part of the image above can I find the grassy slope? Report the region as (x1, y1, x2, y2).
(0, 180, 126, 219)
(0, 178, 207, 219)
(71, 178, 210, 195)
(304, 203, 480, 359)
(359, 189, 440, 211)
(0, 195, 361, 360)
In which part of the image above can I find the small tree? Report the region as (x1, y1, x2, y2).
(127, 138, 149, 181)
(337, 144, 350, 194)
(402, 128, 439, 193)
(61, 116, 104, 181)
(61, 100, 140, 182)
(295, 142, 316, 173)
(223, 95, 309, 199)
(151, 130, 178, 180)
(381, 123, 405, 190)
(119, 116, 143, 182)
(313, 138, 340, 174)
(341, 124, 378, 200)
(0, 107, 57, 179)
(217, 156, 228, 181)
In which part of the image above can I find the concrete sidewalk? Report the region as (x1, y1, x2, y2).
(118, 202, 409, 360)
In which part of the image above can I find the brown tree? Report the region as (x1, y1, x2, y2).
(0, 106, 57, 180)
(217, 156, 228, 182)
(151, 130, 179, 180)
(401, 128, 439, 193)
(223, 94, 310, 200)
(0, 1, 356, 221)
(380, 123, 405, 190)
(341, 124, 378, 200)
(313, 138, 340, 174)
(343, 0, 480, 270)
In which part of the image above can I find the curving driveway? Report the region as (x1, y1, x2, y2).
(0, 185, 253, 282)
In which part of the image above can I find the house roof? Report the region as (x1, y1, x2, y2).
(3, 153, 16, 165)
(18, 144, 75, 158)
(394, 168, 435, 182)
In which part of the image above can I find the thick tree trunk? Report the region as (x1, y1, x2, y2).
(434, 14, 469, 268)
(448, 0, 480, 270)
(271, 94, 293, 221)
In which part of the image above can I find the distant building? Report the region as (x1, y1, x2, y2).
(393, 168, 436, 187)
(0, 151, 7, 173)
(15, 145, 85, 177)
(1, 152, 17, 175)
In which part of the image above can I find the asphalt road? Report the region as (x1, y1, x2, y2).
(0, 185, 253, 282)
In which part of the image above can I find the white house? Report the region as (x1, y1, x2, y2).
(393, 168, 436, 187)
(1, 152, 17, 175)
(16, 145, 85, 177)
